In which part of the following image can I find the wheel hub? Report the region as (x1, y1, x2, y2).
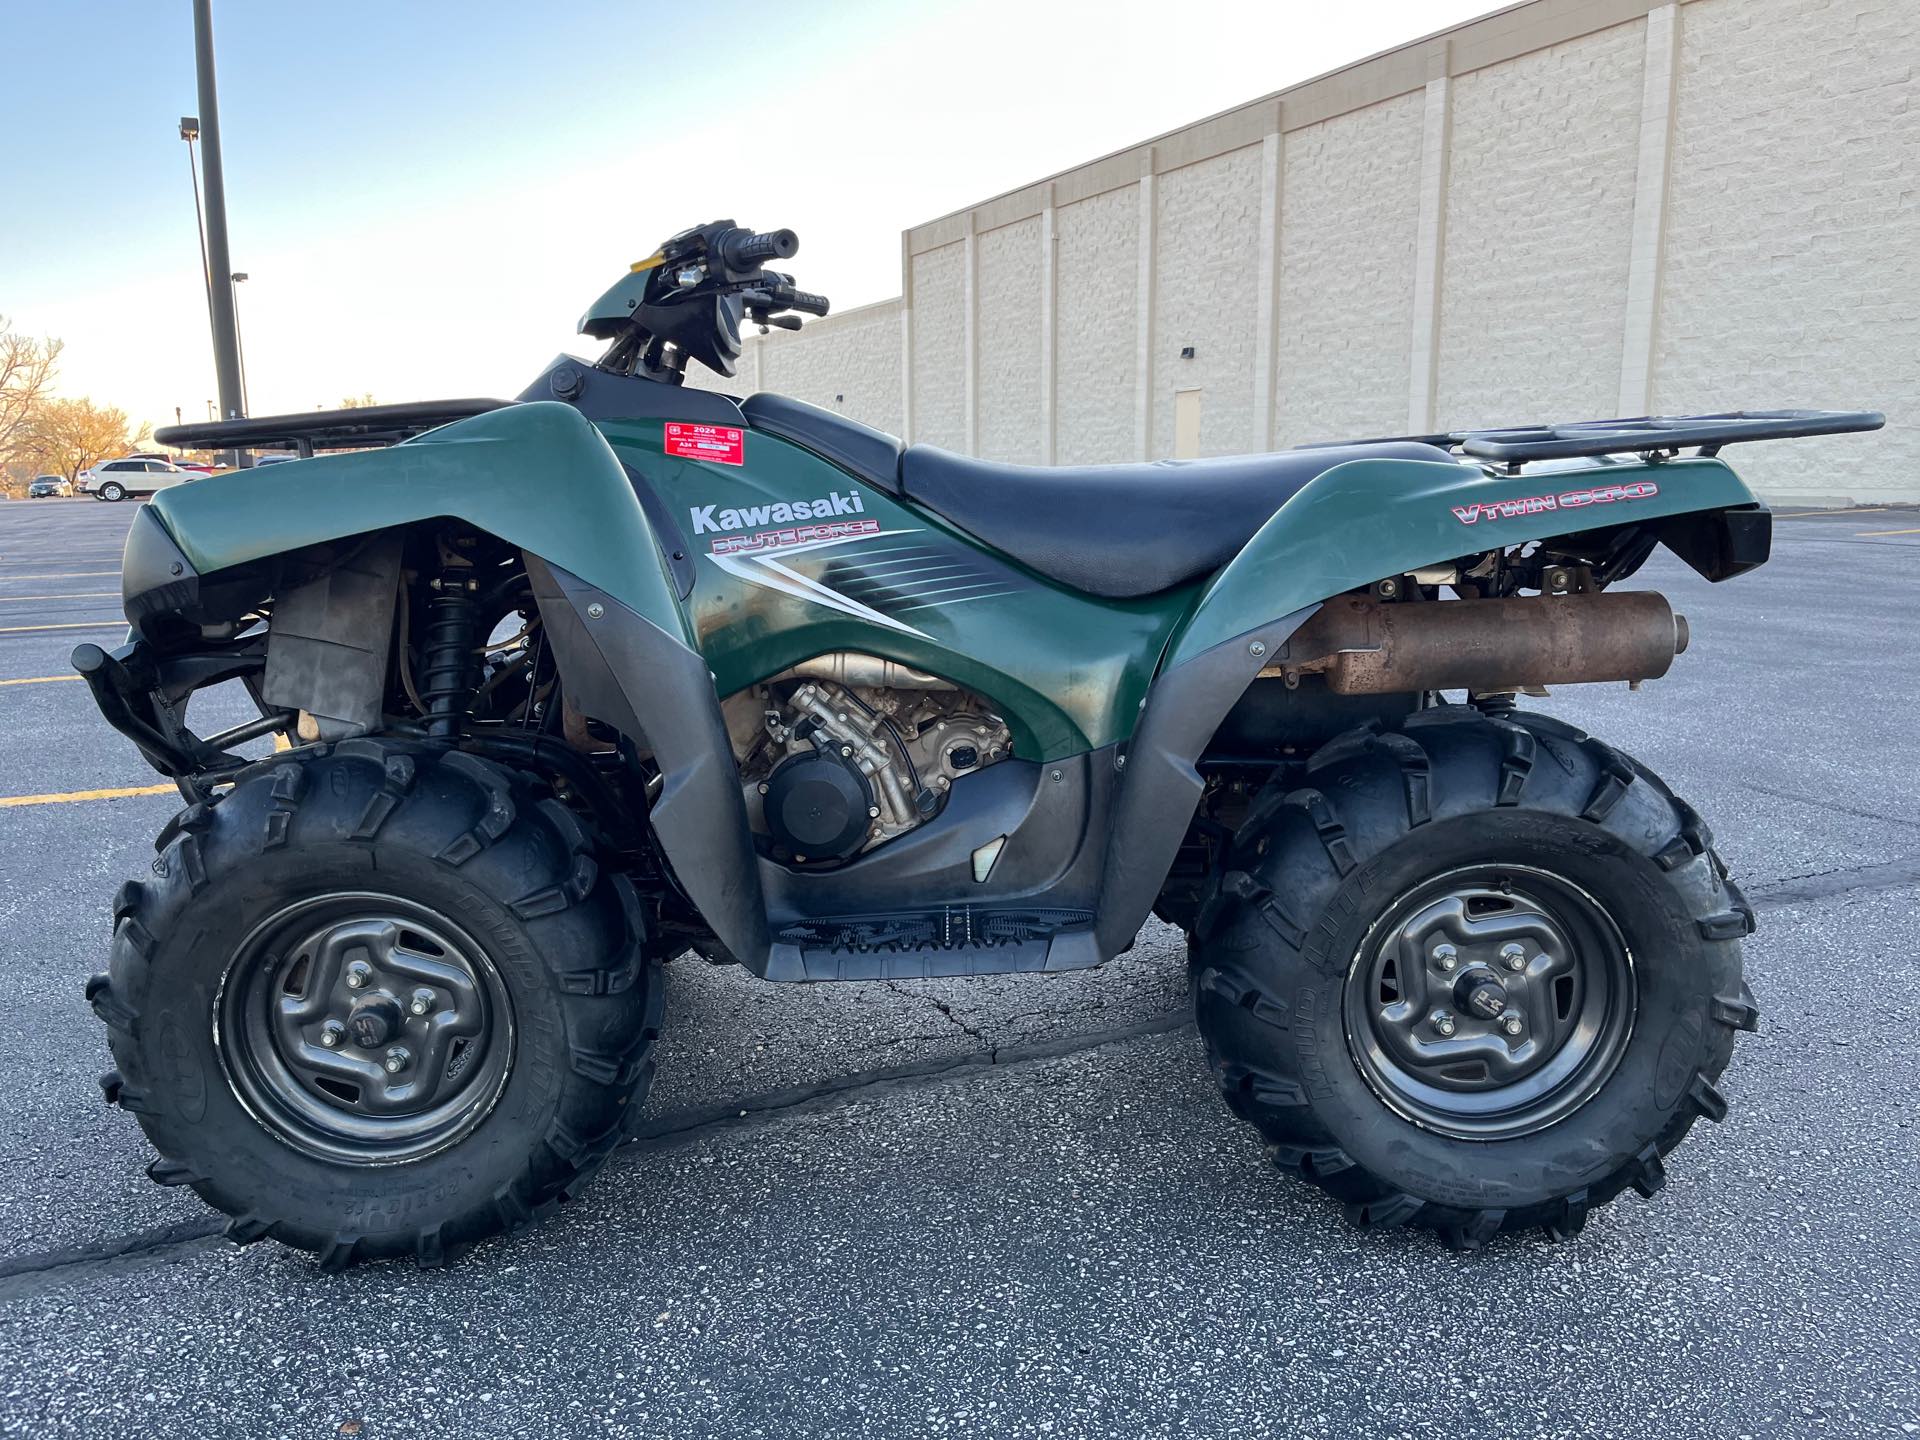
(346, 994, 403, 1050)
(1344, 866, 1636, 1140)
(1454, 967, 1511, 1021)
(217, 895, 515, 1164)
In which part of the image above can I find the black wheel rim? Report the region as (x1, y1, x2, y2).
(1343, 864, 1636, 1141)
(216, 893, 515, 1165)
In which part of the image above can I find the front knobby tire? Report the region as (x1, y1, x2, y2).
(88, 740, 663, 1269)
(1191, 707, 1759, 1250)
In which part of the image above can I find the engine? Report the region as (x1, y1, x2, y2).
(729, 660, 1012, 865)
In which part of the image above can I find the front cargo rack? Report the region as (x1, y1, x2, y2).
(1303, 409, 1884, 468)
(154, 397, 512, 457)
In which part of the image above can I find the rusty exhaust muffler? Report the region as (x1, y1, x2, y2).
(1264, 592, 1689, 695)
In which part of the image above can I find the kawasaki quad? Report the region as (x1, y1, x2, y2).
(82, 219, 1880, 1267)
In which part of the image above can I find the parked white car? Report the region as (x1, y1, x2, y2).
(77, 457, 192, 502)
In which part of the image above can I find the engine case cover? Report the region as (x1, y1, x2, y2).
(763, 752, 873, 862)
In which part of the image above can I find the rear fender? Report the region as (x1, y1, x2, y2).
(1093, 453, 1759, 955)
(1163, 453, 1760, 667)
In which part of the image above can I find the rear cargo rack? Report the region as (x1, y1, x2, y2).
(154, 398, 512, 457)
(1302, 409, 1884, 468)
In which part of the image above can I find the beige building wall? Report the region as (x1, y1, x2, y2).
(1432, 20, 1646, 429)
(717, 0, 1917, 502)
(1150, 145, 1266, 458)
(1651, 0, 1920, 501)
(1053, 184, 1140, 465)
(908, 242, 967, 451)
(974, 216, 1045, 463)
(1273, 90, 1426, 448)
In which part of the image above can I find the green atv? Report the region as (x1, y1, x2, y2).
(80, 220, 1879, 1266)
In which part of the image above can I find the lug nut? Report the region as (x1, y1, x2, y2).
(1431, 1011, 1457, 1038)
(1502, 1014, 1524, 1036)
(408, 988, 435, 1017)
(1501, 943, 1528, 972)
(384, 1046, 411, 1074)
(319, 1021, 346, 1049)
(1432, 943, 1458, 972)
(344, 961, 372, 990)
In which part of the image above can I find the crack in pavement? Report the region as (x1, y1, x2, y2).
(884, 980, 987, 1042)
(1745, 854, 1920, 906)
(4, 851, 1914, 1298)
(1736, 780, 1920, 834)
(0, 1218, 226, 1298)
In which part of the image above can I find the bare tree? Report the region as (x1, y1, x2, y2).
(21, 398, 151, 482)
(0, 317, 63, 460)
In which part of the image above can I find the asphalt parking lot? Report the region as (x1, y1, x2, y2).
(1, 497, 1917, 1438)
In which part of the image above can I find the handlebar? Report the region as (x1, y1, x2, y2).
(775, 286, 830, 318)
(717, 228, 799, 269)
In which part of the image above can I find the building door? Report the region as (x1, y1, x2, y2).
(1173, 388, 1202, 460)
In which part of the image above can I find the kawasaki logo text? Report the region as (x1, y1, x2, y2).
(690, 491, 865, 535)
(1452, 480, 1659, 526)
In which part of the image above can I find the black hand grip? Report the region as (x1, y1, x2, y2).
(718, 228, 799, 268)
(782, 288, 830, 317)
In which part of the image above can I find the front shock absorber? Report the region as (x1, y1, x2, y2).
(419, 572, 481, 741)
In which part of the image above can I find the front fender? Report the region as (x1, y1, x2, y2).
(1163, 454, 1759, 667)
(145, 401, 692, 645)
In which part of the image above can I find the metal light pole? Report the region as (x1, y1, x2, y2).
(192, 0, 245, 428)
(230, 271, 251, 415)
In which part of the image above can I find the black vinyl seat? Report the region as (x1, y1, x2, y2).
(741, 393, 905, 495)
(898, 441, 1458, 599)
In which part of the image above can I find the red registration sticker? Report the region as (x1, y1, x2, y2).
(664, 422, 745, 466)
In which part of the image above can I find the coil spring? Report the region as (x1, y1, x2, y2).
(420, 575, 481, 741)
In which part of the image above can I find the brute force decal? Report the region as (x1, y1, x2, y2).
(1452, 480, 1660, 526)
(690, 490, 865, 535)
(710, 518, 879, 556)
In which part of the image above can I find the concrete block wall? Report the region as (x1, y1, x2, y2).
(1433, 20, 1647, 430)
(712, 0, 1916, 501)
(1651, 0, 1920, 501)
(1053, 184, 1139, 465)
(1273, 90, 1426, 448)
(975, 216, 1045, 463)
(1150, 145, 1266, 458)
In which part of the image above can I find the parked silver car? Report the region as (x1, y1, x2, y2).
(28, 475, 73, 498)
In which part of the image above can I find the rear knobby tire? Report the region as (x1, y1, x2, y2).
(1191, 706, 1758, 1249)
(88, 739, 663, 1268)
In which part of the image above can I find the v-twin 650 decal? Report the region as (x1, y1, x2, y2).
(1451, 480, 1659, 526)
